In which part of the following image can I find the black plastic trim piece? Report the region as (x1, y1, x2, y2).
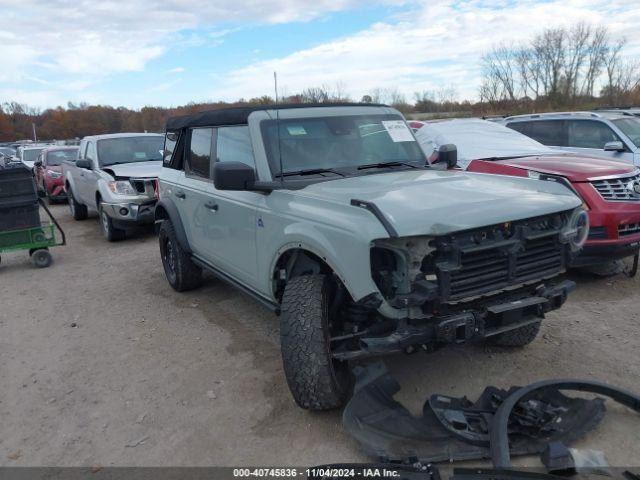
(155, 199, 191, 254)
(190, 256, 279, 313)
(489, 379, 640, 468)
(351, 199, 398, 238)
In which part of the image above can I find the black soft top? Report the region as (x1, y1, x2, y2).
(165, 103, 387, 130)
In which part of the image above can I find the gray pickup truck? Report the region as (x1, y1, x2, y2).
(63, 133, 164, 241)
(156, 104, 587, 410)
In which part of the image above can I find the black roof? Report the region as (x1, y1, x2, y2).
(165, 102, 387, 130)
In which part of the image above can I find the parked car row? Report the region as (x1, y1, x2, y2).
(24, 103, 640, 411)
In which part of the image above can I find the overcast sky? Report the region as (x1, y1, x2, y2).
(1, 0, 639, 109)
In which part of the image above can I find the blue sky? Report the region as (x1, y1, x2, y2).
(1, 0, 639, 109)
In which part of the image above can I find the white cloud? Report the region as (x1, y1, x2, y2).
(213, 0, 640, 102)
(0, 0, 365, 95)
(167, 67, 185, 74)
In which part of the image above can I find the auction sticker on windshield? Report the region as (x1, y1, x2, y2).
(382, 120, 414, 142)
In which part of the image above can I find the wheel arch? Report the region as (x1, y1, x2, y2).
(155, 199, 191, 254)
(270, 242, 355, 303)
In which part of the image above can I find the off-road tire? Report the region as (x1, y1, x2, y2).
(98, 202, 125, 242)
(279, 274, 352, 410)
(158, 220, 202, 292)
(488, 321, 541, 347)
(68, 187, 88, 220)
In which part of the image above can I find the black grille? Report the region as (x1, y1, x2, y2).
(435, 215, 568, 301)
(619, 223, 640, 237)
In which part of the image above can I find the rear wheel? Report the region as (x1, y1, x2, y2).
(99, 202, 125, 242)
(159, 220, 202, 291)
(279, 274, 352, 410)
(68, 187, 88, 220)
(488, 321, 541, 347)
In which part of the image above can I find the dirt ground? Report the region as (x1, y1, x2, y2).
(1, 204, 639, 468)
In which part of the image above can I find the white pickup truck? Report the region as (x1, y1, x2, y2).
(63, 133, 164, 241)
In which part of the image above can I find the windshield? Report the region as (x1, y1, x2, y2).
(414, 119, 560, 169)
(261, 114, 426, 177)
(0, 147, 15, 156)
(612, 118, 640, 148)
(23, 148, 44, 162)
(46, 149, 78, 165)
(97, 136, 164, 166)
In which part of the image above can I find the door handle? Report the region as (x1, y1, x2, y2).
(204, 201, 219, 212)
(174, 191, 186, 199)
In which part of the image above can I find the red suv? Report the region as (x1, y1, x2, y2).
(411, 119, 640, 267)
(34, 146, 78, 203)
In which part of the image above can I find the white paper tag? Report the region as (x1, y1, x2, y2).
(382, 120, 414, 142)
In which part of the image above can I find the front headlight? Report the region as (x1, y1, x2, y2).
(47, 170, 62, 178)
(107, 180, 137, 196)
(560, 208, 589, 252)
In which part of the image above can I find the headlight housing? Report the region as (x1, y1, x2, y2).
(560, 208, 589, 252)
(107, 180, 137, 196)
(46, 169, 62, 178)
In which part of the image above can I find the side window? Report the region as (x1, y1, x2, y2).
(216, 126, 255, 167)
(511, 120, 566, 146)
(567, 120, 623, 149)
(187, 128, 214, 179)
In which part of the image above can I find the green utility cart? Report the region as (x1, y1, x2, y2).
(0, 163, 66, 268)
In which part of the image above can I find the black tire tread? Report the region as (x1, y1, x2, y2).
(489, 321, 541, 347)
(68, 187, 88, 220)
(159, 220, 202, 292)
(279, 274, 351, 410)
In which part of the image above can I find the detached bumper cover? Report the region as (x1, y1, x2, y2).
(101, 201, 157, 227)
(342, 363, 605, 464)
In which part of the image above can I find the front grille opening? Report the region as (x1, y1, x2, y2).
(619, 223, 640, 237)
(591, 174, 640, 202)
(434, 214, 567, 301)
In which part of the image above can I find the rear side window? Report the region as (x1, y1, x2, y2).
(508, 120, 566, 146)
(163, 131, 179, 166)
(566, 120, 623, 149)
(187, 128, 214, 179)
(216, 126, 255, 167)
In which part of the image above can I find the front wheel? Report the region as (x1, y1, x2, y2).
(31, 249, 52, 268)
(279, 274, 352, 410)
(99, 202, 125, 242)
(68, 187, 88, 220)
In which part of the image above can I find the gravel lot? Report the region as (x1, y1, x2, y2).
(1, 204, 639, 467)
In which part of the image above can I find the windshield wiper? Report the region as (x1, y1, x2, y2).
(357, 161, 419, 170)
(276, 168, 346, 178)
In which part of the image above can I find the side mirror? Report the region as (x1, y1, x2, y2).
(76, 159, 93, 170)
(438, 144, 458, 169)
(214, 161, 256, 190)
(604, 141, 625, 152)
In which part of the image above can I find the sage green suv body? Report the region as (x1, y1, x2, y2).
(156, 104, 586, 410)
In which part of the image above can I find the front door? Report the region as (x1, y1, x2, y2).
(182, 126, 259, 286)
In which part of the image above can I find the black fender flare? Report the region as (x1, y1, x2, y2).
(489, 379, 640, 468)
(155, 199, 191, 254)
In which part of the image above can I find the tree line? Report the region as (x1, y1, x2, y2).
(1, 22, 639, 142)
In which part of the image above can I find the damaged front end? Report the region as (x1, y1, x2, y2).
(332, 209, 586, 360)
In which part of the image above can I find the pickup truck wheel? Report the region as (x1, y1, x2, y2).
(68, 187, 88, 220)
(279, 274, 352, 410)
(99, 203, 125, 242)
(488, 321, 541, 347)
(158, 220, 202, 291)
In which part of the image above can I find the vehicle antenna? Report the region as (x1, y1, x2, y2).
(274, 71, 284, 186)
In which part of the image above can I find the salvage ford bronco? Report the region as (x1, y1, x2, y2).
(156, 104, 586, 410)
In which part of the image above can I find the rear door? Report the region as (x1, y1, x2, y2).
(77, 140, 99, 206)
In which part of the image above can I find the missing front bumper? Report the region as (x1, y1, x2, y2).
(333, 280, 574, 361)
